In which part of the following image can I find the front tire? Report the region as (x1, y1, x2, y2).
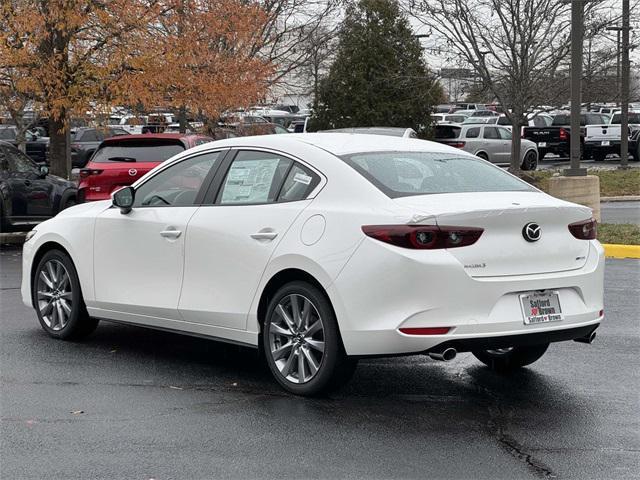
(472, 344, 549, 372)
(32, 249, 98, 340)
(521, 150, 538, 170)
(263, 281, 357, 396)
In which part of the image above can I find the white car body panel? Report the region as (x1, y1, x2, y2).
(21, 133, 604, 358)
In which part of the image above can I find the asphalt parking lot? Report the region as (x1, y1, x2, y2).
(1, 246, 638, 480)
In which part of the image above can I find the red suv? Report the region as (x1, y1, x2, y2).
(78, 134, 212, 202)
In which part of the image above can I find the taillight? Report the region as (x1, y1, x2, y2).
(449, 141, 466, 148)
(559, 128, 568, 141)
(79, 169, 103, 178)
(362, 225, 484, 249)
(399, 327, 451, 335)
(568, 218, 597, 240)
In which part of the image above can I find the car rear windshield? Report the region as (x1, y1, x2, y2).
(611, 113, 640, 124)
(91, 141, 185, 163)
(434, 125, 461, 139)
(340, 151, 535, 198)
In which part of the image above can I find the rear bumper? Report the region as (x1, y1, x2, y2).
(331, 238, 604, 356)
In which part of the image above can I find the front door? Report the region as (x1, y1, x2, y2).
(92, 151, 222, 320)
(179, 150, 321, 330)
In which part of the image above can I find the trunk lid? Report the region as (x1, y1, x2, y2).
(394, 192, 593, 277)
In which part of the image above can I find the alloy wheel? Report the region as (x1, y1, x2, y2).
(268, 294, 325, 384)
(36, 259, 73, 331)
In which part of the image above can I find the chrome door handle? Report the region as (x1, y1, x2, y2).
(250, 232, 278, 241)
(160, 229, 182, 239)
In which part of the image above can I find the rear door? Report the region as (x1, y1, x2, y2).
(481, 127, 507, 163)
(179, 149, 321, 330)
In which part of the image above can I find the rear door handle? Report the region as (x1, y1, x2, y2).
(250, 231, 278, 241)
(160, 228, 182, 239)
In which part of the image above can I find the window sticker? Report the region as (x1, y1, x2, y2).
(293, 172, 312, 185)
(221, 158, 281, 203)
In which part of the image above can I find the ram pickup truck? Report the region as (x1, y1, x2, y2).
(584, 112, 640, 162)
(522, 112, 609, 159)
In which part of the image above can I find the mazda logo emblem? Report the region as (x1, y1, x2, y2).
(523, 222, 541, 242)
(128, 169, 137, 177)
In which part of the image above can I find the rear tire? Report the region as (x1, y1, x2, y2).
(32, 249, 98, 340)
(592, 151, 607, 162)
(472, 344, 549, 372)
(262, 281, 356, 396)
(476, 152, 489, 161)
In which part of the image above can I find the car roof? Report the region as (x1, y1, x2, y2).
(187, 132, 469, 157)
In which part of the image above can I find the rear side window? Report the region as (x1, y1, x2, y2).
(91, 141, 185, 163)
(552, 115, 570, 126)
(80, 130, 99, 142)
(341, 151, 534, 198)
(434, 125, 461, 139)
(465, 127, 480, 138)
(278, 164, 319, 202)
(611, 113, 640, 124)
(217, 151, 292, 205)
(497, 116, 510, 125)
(0, 128, 16, 140)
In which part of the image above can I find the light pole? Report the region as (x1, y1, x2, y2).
(620, 0, 630, 169)
(565, 0, 586, 176)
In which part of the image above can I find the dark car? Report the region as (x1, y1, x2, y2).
(0, 141, 77, 232)
(71, 127, 129, 168)
(0, 125, 49, 163)
(522, 112, 609, 159)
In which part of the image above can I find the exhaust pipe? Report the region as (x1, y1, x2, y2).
(428, 347, 457, 361)
(574, 331, 597, 344)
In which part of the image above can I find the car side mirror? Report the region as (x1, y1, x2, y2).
(39, 165, 49, 177)
(112, 186, 135, 214)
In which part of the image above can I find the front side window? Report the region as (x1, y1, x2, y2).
(341, 151, 534, 198)
(498, 127, 512, 140)
(4, 146, 37, 174)
(134, 152, 220, 207)
(218, 151, 292, 205)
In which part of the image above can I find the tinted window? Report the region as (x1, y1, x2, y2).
(497, 116, 510, 125)
(551, 115, 570, 126)
(483, 127, 500, 139)
(278, 164, 320, 202)
(108, 129, 128, 137)
(92, 141, 185, 163)
(3, 146, 37, 173)
(80, 130, 99, 142)
(341, 151, 534, 198)
(447, 115, 466, 123)
(434, 125, 461, 139)
(218, 151, 292, 205)
(611, 113, 640, 124)
(465, 127, 480, 138)
(0, 128, 16, 140)
(134, 152, 220, 207)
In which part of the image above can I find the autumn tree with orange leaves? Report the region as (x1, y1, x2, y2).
(0, 0, 272, 178)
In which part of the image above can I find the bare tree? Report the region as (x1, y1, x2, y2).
(406, 0, 624, 173)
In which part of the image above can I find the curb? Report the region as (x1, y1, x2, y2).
(603, 244, 640, 259)
(601, 196, 640, 202)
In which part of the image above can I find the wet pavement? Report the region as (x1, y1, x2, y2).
(1, 246, 638, 479)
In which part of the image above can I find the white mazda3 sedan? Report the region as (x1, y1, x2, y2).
(21, 133, 604, 396)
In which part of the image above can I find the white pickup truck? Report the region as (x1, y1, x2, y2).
(584, 111, 640, 162)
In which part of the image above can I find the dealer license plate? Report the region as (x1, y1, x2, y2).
(519, 291, 563, 325)
(538, 142, 547, 147)
(601, 140, 610, 146)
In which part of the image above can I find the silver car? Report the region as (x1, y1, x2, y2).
(434, 124, 538, 170)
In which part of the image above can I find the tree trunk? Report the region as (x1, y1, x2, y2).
(178, 105, 187, 134)
(509, 114, 522, 174)
(49, 112, 71, 179)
